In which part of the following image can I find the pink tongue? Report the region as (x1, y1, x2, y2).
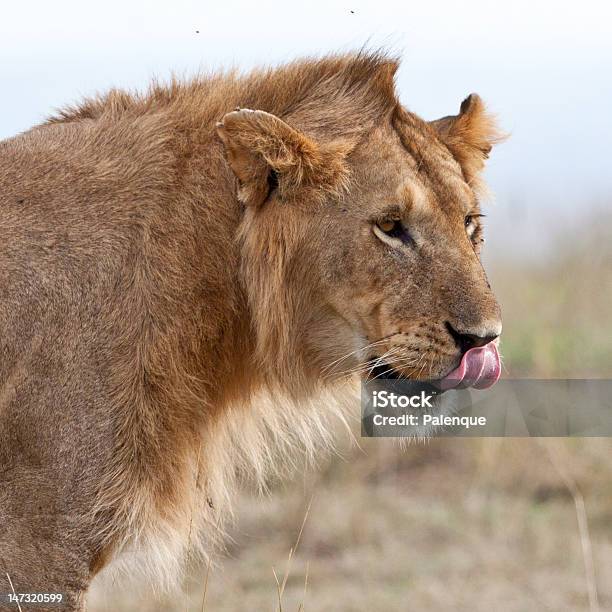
(438, 343, 501, 391)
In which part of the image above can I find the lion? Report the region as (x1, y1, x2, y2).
(0, 51, 502, 610)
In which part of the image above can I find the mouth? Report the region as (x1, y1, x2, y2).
(367, 361, 442, 402)
(366, 343, 501, 390)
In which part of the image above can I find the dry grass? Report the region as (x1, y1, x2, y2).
(88, 437, 612, 611)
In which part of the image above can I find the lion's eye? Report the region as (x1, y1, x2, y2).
(374, 218, 412, 245)
(464, 215, 474, 235)
(465, 213, 486, 252)
(465, 214, 485, 237)
(379, 219, 396, 233)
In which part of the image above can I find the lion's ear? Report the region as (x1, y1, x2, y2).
(430, 94, 505, 183)
(216, 108, 349, 207)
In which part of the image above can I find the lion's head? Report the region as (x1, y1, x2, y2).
(216, 54, 503, 396)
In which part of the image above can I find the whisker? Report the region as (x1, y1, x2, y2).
(321, 339, 391, 374)
(335, 346, 404, 378)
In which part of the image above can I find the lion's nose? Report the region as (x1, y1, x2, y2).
(445, 321, 501, 354)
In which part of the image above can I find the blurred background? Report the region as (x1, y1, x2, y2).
(2, 1, 611, 610)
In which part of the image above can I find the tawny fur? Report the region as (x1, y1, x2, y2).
(0, 51, 502, 610)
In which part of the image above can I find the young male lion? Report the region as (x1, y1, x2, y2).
(0, 52, 502, 609)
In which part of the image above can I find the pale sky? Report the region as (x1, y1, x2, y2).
(1, 0, 611, 256)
